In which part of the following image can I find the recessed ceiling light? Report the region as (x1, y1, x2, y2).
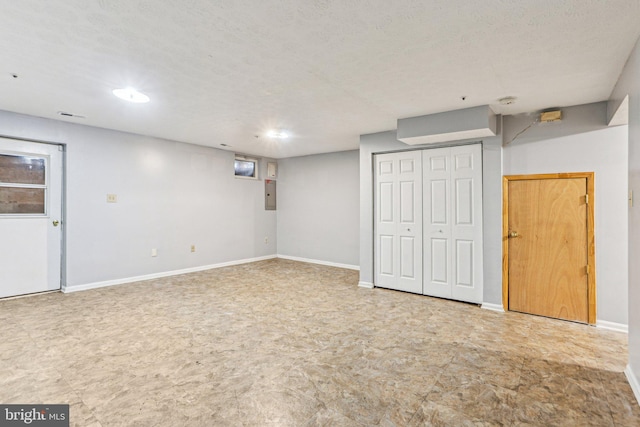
(112, 87, 150, 103)
(267, 129, 289, 139)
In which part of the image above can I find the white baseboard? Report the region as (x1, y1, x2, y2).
(481, 302, 504, 312)
(358, 281, 374, 289)
(0, 290, 59, 301)
(625, 365, 640, 406)
(596, 320, 628, 333)
(276, 254, 360, 271)
(63, 255, 277, 293)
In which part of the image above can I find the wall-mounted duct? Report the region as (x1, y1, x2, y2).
(397, 105, 497, 145)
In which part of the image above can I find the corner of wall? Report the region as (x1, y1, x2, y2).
(596, 320, 629, 334)
(625, 365, 640, 406)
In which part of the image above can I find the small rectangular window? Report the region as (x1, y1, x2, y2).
(0, 188, 45, 214)
(0, 154, 45, 185)
(234, 155, 259, 179)
(0, 153, 48, 215)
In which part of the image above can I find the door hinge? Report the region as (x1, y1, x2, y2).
(585, 265, 590, 275)
(585, 194, 589, 204)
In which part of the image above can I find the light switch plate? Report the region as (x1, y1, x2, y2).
(107, 194, 118, 203)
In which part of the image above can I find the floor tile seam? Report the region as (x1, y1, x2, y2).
(300, 409, 368, 427)
(8, 320, 76, 389)
(592, 363, 624, 426)
(433, 383, 517, 426)
(514, 365, 617, 419)
(6, 317, 37, 346)
(495, 355, 527, 425)
(405, 349, 458, 424)
(296, 394, 342, 426)
(66, 383, 104, 427)
(334, 410, 373, 427)
(423, 333, 521, 425)
(511, 353, 527, 394)
(297, 371, 377, 426)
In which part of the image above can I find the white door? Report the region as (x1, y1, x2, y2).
(0, 138, 63, 298)
(422, 148, 452, 298)
(423, 144, 483, 303)
(375, 151, 423, 294)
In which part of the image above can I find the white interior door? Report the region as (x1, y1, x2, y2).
(423, 148, 453, 298)
(423, 144, 483, 303)
(0, 138, 63, 298)
(450, 145, 483, 303)
(375, 151, 423, 294)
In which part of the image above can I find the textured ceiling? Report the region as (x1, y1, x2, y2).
(0, 0, 639, 158)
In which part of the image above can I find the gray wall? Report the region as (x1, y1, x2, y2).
(503, 102, 628, 325)
(0, 110, 277, 289)
(610, 35, 640, 394)
(358, 130, 504, 305)
(277, 150, 359, 267)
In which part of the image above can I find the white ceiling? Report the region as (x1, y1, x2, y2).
(1, 0, 638, 159)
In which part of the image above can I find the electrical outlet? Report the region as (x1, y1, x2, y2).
(151, 248, 157, 257)
(107, 194, 118, 203)
(191, 245, 196, 252)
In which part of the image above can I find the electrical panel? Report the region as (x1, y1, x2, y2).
(265, 180, 276, 210)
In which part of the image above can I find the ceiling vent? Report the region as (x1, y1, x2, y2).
(397, 105, 497, 145)
(57, 111, 85, 119)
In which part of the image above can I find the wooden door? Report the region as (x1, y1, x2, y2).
(503, 173, 595, 324)
(375, 150, 423, 294)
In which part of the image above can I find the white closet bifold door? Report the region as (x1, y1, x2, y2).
(374, 144, 483, 303)
(423, 144, 483, 303)
(423, 148, 453, 299)
(374, 150, 423, 294)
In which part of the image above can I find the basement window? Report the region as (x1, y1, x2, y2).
(234, 155, 259, 179)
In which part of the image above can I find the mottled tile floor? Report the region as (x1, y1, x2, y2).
(1, 259, 638, 426)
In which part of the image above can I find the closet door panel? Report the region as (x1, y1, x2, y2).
(423, 148, 452, 299)
(374, 151, 423, 294)
(450, 144, 483, 303)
